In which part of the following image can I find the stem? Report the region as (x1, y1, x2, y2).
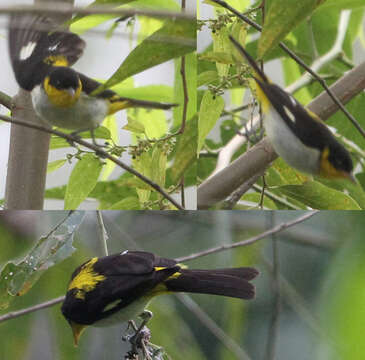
(176, 211, 319, 262)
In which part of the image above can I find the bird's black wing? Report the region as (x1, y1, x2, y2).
(255, 79, 334, 151)
(8, 14, 85, 90)
(76, 252, 179, 323)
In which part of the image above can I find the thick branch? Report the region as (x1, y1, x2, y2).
(198, 60, 365, 209)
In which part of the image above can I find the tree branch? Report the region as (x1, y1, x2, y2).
(198, 60, 365, 209)
(0, 114, 184, 210)
(0, 296, 65, 324)
(176, 211, 319, 262)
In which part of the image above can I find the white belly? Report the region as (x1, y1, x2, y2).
(264, 107, 321, 175)
(32, 86, 108, 130)
(94, 296, 152, 328)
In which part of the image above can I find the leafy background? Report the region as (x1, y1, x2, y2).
(0, 211, 363, 360)
(198, 0, 365, 209)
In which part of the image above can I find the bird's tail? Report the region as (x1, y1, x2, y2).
(108, 97, 177, 114)
(229, 35, 268, 84)
(164, 267, 259, 300)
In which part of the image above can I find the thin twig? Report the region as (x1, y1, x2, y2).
(262, 257, 340, 354)
(0, 296, 65, 324)
(286, 10, 351, 94)
(177, 294, 252, 360)
(180, 177, 185, 208)
(176, 211, 319, 263)
(210, 0, 365, 138)
(251, 185, 302, 210)
(0, 3, 194, 20)
(0, 114, 184, 210)
(96, 211, 109, 256)
(222, 171, 264, 209)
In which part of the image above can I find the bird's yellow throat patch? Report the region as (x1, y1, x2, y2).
(44, 76, 82, 108)
(68, 257, 105, 300)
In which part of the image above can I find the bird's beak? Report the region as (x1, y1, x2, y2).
(70, 321, 87, 346)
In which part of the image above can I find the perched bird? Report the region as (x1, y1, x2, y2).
(61, 250, 259, 346)
(8, 14, 175, 135)
(229, 36, 354, 181)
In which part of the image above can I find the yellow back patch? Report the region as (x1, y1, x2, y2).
(44, 55, 69, 67)
(68, 257, 106, 300)
(44, 76, 82, 108)
(249, 78, 270, 114)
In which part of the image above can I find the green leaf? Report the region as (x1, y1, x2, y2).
(266, 157, 309, 186)
(123, 118, 146, 134)
(69, 0, 135, 27)
(199, 51, 234, 64)
(47, 159, 66, 173)
(212, 26, 231, 77)
(100, 115, 118, 181)
(0, 211, 84, 309)
(198, 91, 225, 152)
(133, 151, 152, 202)
(171, 115, 198, 182)
(258, 0, 322, 58)
(70, 14, 116, 35)
(197, 70, 219, 87)
(133, 108, 167, 139)
(318, 0, 365, 9)
(319, 235, 365, 359)
(98, 18, 196, 91)
(107, 197, 140, 209)
(64, 154, 103, 209)
(277, 181, 361, 209)
(151, 145, 167, 187)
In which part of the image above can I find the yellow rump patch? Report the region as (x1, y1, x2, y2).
(68, 257, 106, 300)
(107, 99, 131, 115)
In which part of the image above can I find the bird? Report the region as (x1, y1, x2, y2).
(229, 36, 354, 182)
(61, 250, 259, 346)
(8, 14, 176, 137)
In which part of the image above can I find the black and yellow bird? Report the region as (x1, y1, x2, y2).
(8, 14, 175, 134)
(61, 250, 259, 346)
(229, 36, 354, 181)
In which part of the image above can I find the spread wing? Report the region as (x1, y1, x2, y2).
(8, 14, 85, 90)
